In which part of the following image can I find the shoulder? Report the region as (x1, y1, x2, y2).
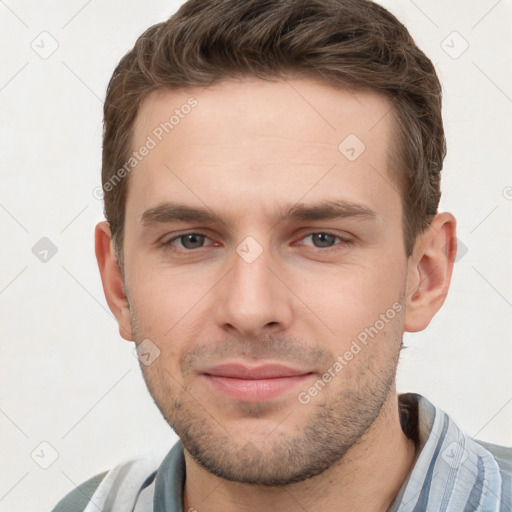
(50, 471, 108, 512)
(474, 439, 512, 473)
(474, 439, 512, 505)
(50, 457, 161, 512)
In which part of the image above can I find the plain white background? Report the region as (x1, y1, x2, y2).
(0, 0, 511, 510)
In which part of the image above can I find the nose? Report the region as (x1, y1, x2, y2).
(214, 240, 293, 339)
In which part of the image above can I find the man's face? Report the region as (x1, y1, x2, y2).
(122, 77, 409, 484)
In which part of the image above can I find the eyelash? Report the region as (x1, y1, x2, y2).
(159, 231, 353, 252)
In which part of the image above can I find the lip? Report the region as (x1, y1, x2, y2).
(200, 363, 314, 402)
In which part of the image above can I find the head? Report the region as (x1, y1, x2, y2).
(96, 0, 456, 485)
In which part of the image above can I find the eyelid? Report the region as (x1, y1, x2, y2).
(296, 231, 354, 248)
(159, 230, 214, 248)
(158, 229, 354, 252)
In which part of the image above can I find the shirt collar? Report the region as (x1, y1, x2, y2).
(152, 393, 502, 512)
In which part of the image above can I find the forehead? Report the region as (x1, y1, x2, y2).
(134, 76, 395, 151)
(127, 77, 399, 223)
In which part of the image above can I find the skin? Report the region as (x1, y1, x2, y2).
(95, 76, 457, 512)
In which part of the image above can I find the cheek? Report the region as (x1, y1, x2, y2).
(303, 272, 404, 397)
(126, 260, 215, 343)
(125, 235, 406, 352)
(297, 257, 406, 345)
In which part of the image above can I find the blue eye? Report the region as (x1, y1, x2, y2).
(165, 232, 209, 250)
(302, 232, 349, 249)
(305, 233, 338, 248)
(177, 233, 205, 249)
(159, 230, 351, 254)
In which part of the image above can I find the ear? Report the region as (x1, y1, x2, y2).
(404, 212, 457, 332)
(95, 221, 133, 341)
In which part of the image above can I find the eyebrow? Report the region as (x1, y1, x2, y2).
(140, 199, 377, 226)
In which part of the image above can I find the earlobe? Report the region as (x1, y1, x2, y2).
(404, 213, 457, 333)
(94, 221, 134, 341)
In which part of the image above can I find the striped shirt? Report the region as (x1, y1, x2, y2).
(51, 393, 512, 511)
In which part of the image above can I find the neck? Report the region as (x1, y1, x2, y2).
(183, 391, 417, 512)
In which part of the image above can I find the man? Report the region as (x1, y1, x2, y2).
(51, 0, 511, 510)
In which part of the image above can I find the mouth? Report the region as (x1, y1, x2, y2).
(200, 363, 314, 402)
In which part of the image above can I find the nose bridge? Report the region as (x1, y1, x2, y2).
(215, 237, 292, 336)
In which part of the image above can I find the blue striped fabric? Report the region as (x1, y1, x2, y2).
(387, 394, 508, 511)
(67, 393, 510, 512)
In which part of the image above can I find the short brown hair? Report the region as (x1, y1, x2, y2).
(102, 0, 446, 264)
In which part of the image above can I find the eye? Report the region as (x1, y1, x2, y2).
(159, 230, 352, 253)
(300, 232, 351, 249)
(162, 232, 212, 250)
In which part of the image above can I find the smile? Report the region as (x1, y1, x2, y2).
(200, 363, 314, 402)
